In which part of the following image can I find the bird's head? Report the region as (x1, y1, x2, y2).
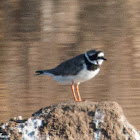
(85, 50, 107, 66)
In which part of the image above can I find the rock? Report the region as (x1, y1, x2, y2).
(0, 101, 140, 140)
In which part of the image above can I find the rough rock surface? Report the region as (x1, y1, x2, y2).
(0, 101, 140, 140)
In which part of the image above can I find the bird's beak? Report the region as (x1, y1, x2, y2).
(103, 57, 107, 61)
(98, 57, 107, 61)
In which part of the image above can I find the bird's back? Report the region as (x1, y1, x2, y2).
(47, 54, 85, 76)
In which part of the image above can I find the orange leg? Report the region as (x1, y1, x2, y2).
(71, 84, 78, 101)
(76, 84, 82, 101)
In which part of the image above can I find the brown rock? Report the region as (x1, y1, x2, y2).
(0, 101, 140, 140)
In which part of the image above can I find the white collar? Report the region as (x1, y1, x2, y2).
(84, 52, 98, 65)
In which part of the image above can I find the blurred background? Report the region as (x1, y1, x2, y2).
(0, 0, 140, 130)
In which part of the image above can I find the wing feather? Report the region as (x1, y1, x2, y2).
(47, 54, 85, 76)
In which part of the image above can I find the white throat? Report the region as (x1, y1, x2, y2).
(84, 52, 98, 65)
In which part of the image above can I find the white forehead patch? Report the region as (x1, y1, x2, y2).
(98, 52, 104, 57)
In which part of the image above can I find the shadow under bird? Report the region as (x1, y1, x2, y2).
(36, 50, 107, 102)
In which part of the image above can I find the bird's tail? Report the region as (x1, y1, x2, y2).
(35, 70, 49, 75)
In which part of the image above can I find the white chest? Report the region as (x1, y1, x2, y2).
(75, 68, 100, 83)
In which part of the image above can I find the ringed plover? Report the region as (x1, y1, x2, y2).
(36, 50, 107, 102)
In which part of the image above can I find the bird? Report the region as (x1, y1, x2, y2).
(35, 50, 107, 102)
